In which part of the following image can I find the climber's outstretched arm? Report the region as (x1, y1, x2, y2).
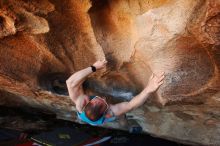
(110, 72, 165, 116)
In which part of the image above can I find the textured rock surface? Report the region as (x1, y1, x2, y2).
(0, 0, 219, 145)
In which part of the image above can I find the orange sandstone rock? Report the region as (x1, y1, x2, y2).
(0, 0, 219, 145)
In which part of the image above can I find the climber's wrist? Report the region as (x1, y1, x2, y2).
(90, 65, 96, 72)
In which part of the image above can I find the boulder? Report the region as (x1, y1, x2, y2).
(0, 0, 219, 145)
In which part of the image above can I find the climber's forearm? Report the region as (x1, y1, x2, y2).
(66, 67, 93, 87)
(128, 88, 151, 110)
(110, 88, 151, 116)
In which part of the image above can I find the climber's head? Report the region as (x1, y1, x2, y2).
(83, 96, 108, 121)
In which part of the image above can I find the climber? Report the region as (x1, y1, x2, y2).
(66, 60, 165, 126)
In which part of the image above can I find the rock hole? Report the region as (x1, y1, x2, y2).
(0, 16, 5, 30)
(38, 73, 69, 96)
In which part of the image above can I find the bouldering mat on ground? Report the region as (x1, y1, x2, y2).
(0, 128, 21, 141)
(31, 127, 91, 146)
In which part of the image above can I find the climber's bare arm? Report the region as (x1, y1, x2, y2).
(66, 60, 107, 103)
(110, 72, 165, 116)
